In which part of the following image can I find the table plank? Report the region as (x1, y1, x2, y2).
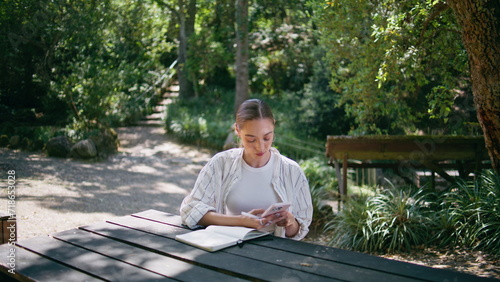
(113, 214, 421, 282)
(16, 236, 173, 281)
(132, 209, 183, 227)
(133, 209, 493, 282)
(52, 228, 243, 281)
(0, 244, 103, 282)
(81, 220, 340, 281)
(224, 241, 422, 282)
(251, 236, 492, 282)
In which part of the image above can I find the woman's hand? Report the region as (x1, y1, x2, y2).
(273, 211, 299, 237)
(200, 209, 299, 236)
(241, 209, 268, 229)
(244, 209, 299, 236)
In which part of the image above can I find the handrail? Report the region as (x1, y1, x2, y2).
(135, 59, 178, 102)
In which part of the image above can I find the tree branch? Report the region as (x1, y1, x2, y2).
(417, 2, 451, 45)
(154, 0, 180, 20)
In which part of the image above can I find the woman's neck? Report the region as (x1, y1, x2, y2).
(243, 149, 271, 168)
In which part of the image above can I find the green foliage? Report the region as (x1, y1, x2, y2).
(51, 0, 170, 128)
(325, 171, 500, 256)
(249, 23, 317, 96)
(165, 91, 234, 150)
(164, 89, 338, 164)
(186, 31, 235, 93)
(300, 158, 338, 224)
(309, 0, 475, 135)
(436, 171, 500, 255)
(1, 0, 171, 134)
(327, 186, 432, 252)
(426, 85, 456, 122)
(1, 0, 483, 150)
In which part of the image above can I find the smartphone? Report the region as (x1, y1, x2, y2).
(261, 202, 291, 217)
(240, 202, 291, 219)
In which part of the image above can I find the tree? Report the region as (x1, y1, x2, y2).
(447, 0, 500, 172)
(234, 0, 249, 111)
(1, 0, 170, 131)
(311, 0, 476, 135)
(156, 0, 197, 99)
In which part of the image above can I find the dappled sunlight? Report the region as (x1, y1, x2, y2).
(153, 182, 188, 195)
(128, 164, 159, 174)
(0, 127, 212, 241)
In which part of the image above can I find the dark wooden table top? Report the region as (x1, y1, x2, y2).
(0, 209, 496, 281)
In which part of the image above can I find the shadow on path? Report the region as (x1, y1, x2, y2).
(0, 126, 213, 240)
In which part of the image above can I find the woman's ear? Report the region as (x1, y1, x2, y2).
(234, 123, 240, 137)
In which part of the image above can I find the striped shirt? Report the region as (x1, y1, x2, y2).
(180, 147, 313, 240)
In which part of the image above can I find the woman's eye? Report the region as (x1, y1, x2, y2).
(247, 139, 256, 143)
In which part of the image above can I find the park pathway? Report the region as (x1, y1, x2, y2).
(0, 84, 212, 241)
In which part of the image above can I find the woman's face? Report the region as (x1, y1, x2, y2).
(236, 118, 275, 168)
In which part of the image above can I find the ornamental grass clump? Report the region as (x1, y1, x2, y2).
(326, 185, 433, 253)
(437, 171, 500, 255)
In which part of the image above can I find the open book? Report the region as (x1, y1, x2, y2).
(175, 225, 269, 252)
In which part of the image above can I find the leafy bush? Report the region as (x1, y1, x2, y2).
(165, 91, 234, 150)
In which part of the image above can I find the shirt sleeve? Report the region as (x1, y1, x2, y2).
(179, 159, 219, 229)
(288, 169, 313, 240)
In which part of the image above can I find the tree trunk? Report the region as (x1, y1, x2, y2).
(176, 0, 196, 99)
(448, 0, 500, 173)
(234, 0, 249, 111)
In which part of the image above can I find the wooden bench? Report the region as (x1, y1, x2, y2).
(326, 135, 491, 199)
(0, 209, 493, 281)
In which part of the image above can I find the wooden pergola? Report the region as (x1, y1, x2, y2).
(326, 135, 491, 201)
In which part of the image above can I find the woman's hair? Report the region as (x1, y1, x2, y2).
(235, 99, 275, 129)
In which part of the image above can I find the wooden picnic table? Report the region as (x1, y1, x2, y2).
(0, 209, 495, 281)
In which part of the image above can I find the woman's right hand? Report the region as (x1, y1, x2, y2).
(242, 209, 285, 230)
(241, 209, 269, 229)
(199, 210, 273, 230)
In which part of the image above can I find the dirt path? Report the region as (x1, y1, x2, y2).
(0, 126, 212, 240)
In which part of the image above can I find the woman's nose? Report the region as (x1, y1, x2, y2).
(258, 140, 265, 151)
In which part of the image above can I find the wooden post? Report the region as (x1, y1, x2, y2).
(331, 157, 343, 210)
(0, 212, 15, 244)
(342, 153, 348, 200)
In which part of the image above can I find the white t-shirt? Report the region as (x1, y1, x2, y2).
(226, 153, 280, 232)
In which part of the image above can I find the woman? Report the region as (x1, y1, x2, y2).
(180, 99, 312, 240)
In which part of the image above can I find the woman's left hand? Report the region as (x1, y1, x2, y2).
(268, 211, 299, 237)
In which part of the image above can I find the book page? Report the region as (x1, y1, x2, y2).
(175, 229, 238, 252)
(206, 225, 268, 240)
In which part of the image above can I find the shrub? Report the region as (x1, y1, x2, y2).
(300, 158, 338, 230)
(327, 186, 433, 252)
(437, 171, 500, 255)
(326, 171, 500, 256)
(165, 93, 233, 150)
